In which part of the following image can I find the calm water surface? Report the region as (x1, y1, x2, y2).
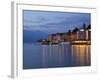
(23, 42, 90, 69)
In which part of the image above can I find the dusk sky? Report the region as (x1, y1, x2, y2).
(23, 10, 91, 43)
(23, 10, 91, 34)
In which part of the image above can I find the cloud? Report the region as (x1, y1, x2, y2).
(23, 10, 91, 33)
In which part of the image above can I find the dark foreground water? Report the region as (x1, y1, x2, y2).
(23, 42, 90, 69)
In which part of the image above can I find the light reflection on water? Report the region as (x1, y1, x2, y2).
(23, 43, 90, 69)
(71, 45, 90, 66)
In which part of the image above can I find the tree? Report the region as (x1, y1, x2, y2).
(68, 30, 71, 33)
(83, 23, 86, 29)
(72, 27, 79, 32)
(87, 24, 91, 29)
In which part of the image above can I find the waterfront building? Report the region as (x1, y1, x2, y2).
(42, 24, 91, 44)
(77, 24, 91, 40)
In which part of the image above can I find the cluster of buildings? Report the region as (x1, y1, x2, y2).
(40, 24, 91, 45)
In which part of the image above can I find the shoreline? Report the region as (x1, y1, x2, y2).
(40, 40, 91, 45)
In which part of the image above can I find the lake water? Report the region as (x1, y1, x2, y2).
(23, 42, 90, 69)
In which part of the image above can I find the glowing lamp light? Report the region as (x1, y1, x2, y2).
(80, 29, 84, 31)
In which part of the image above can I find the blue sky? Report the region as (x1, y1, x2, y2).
(23, 10, 91, 34)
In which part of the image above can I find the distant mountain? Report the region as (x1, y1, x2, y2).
(23, 30, 49, 43)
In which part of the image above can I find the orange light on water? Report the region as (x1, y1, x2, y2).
(71, 44, 90, 65)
